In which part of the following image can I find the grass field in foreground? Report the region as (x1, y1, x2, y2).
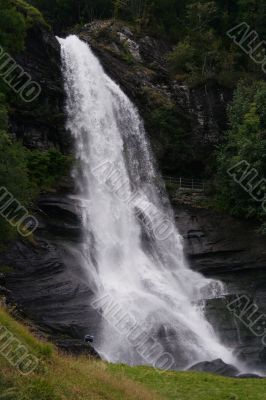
(0, 306, 265, 400)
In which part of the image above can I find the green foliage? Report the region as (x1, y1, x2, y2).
(0, 93, 71, 243)
(26, 149, 73, 190)
(0, 0, 45, 55)
(215, 80, 266, 223)
(146, 106, 192, 174)
(0, 0, 26, 54)
(0, 132, 32, 203)
(236, 0, 266, 37)
(0, 0, 47, 54)
(0, 93, 8, 130)
(0, 94, 34, 241)
(24, 0, 266, 84)
(29, 0, 113, 31)
(166, 0, 266, 82)
(168, 41, 196, 74)
(12, 0, 48, 29)
(0, 131, 34, 241)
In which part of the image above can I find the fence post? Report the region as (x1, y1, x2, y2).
(179, 177, 182, 189)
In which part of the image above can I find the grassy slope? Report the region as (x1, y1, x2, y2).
(0, 307, 265, 400)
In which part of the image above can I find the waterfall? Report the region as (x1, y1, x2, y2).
(58, 35, 238, 370)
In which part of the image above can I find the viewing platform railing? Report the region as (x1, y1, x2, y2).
(163, 176, 205, 192)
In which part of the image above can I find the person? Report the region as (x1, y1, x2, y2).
(84, 334, 94, 343)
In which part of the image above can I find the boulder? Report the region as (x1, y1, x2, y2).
(188, 359, 239, 377)
(237, 373, 262, 379)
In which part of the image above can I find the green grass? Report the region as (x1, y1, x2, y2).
(0, 306, 265, 400)
(109, 364, 266, 400)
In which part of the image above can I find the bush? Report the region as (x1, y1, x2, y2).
(26, 149, 73, 191)
(0, 94, 73, 243)
(168, 41, 196, 74)
(146, 106, 192, 174)
(12, 0, 48, 29)
(0, 95, 35, 242)
(214, 80, 266, 225)
(0, 0, 26, 54)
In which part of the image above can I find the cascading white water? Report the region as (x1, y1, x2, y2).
(58, 35, 239, 370)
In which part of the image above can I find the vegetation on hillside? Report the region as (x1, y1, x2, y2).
(0, 304, 265, 400)
(27, 0, 266, 82)
(0, 93, 71, 242)
(214, 80, 266, 229)
(0, 1, 71, 242)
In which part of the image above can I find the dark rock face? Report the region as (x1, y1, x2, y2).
(10, 24, 71, 153)
(1, 209, 101, 357)
(188, 358, 239, 377)
(52, 337, 99, 358)
(175, 203, 266, 372)
(174, 204, 266, 276)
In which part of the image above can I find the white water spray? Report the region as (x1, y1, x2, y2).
(59, 35, 238, 370)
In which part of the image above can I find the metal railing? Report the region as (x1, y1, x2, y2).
(163, 176, 205, 192)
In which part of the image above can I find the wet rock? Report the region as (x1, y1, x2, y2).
(0, 273, 5, 286)
(0, 286, 10, 296)
(237, 373, 262, 379)
(37, 194, 83, 240)
(175, 204, 266, 370)
(174, 204, 266, 276)
(54, 337, 100, 358)
(188, 359, 239, 377)
(120, 26, 133, 38)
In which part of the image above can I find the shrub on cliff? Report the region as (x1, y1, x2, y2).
(145, 106, 193, 175)
(26, 149, 73, 190)
(0, 93, 72, 242)
(0, 0, 47, 55)
(215, 80, 266, 227)
(0, 97, 35, 241)
(0, 0, 27, 53)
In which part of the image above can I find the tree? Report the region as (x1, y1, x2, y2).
(0, 0, 26, 54)
(215, 80, 266, 225)
(0, 93, 35, 240)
